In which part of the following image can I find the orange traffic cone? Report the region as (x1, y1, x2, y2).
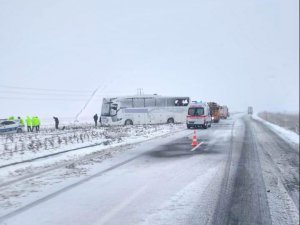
(191, 130, 198, 147)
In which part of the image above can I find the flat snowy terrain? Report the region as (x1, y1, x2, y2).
(0, 114, 298, 225)
(253, 113, 299, 146)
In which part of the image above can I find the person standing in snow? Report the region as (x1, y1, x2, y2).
(53, 117, 59, 129)
(26, 116, 32, 132)
(31, 116, 36, 132)
(32, 116, 39, 132)
(18, 117, 25, 127)
(93, 114, 98, 127)
(36, 116, 40, 132)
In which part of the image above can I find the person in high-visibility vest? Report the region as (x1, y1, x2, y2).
(32, 116, 37, 132)
(36, 116, 40, 132)
(18, 117, 25, 127)
(26, 116, 32, 132)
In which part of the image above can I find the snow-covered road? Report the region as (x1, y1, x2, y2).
(0, 114, 298, 225)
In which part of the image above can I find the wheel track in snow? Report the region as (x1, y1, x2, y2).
(212, 116, 273, 225)
(252, 118, 299, 210)
(210, 120, 235, 225)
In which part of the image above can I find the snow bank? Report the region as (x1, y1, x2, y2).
(253, 113, 299, 145)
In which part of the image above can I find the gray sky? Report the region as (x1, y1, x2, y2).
(0, 0, 299, 119)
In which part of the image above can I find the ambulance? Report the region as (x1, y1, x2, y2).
(186, 101, 212, 129)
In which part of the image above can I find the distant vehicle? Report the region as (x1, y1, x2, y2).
(186, 101, 212, 129)
(207, 102, 221, 123)
(220, 105, 229, 119)
(248, 106, 253, 115)
(0, 119, 23, 134)
(100, 95, 190, 126)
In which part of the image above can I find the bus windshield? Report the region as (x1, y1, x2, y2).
(101, 99, 118, 116)
(188, 107, 204, 116)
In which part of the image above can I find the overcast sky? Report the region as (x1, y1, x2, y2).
(0, 0, 298, 119)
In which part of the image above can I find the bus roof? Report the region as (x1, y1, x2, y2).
(102, 95, 190, 99)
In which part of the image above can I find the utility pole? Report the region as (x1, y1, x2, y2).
(137, 88, 143, 95)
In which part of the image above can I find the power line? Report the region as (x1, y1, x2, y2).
(0, 90, 94, 97)
(0, 85, 93, 93)
(0, 87, 136, 97)
(74, 86, 103, 121)
(0, 96, 88, 101)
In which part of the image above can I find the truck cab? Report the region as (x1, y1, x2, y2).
(186, 102, 212, 129)
(208, 102, 221, 123)
(220, 105, 229, 119)
(248, 106, 253, 115)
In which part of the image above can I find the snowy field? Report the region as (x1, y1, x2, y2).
(0, 123, 186, 167)
(257, 111, 299, 134)
(0, 123, 188, 218)
(253, 113, 299, 146)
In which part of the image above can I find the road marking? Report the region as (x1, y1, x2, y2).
(93, 185, 148, 225)
(191, 142, 204, 151)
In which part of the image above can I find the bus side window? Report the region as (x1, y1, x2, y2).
(167, 98, 177, 106)
(182, 98, 189, 106)
(174, 98, 188, 106)
(120, 98, 133, 108)
(156, 98, 166, 107)
(145, 98, 155, 107)
(133, 98, 145, 108)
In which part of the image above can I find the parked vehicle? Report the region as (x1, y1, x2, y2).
(207, 102, 221, 123)
(0, 119, 23, 134)
(100, 95, 190, 126)
(186, 102, 212, 129)
(248, 106, 253, 115)
(220, 105, 229, 119)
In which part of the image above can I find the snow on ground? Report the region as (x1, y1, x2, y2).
(253, 113, 299, 146)
(0, 123, 185, 167)
(0, 127, 191, 218)
(0, 123, 186, 198)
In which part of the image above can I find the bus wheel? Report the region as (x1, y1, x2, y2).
(124, 119, 133, 126)
(167, 118, 174, 124)
(202, 123, 208, 129)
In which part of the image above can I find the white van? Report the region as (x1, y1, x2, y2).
(186, 102, 212, 129)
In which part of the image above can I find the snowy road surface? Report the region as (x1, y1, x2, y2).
(0, 114, 299, 225)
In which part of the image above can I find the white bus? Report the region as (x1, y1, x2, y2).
(100, 95, 190, 126)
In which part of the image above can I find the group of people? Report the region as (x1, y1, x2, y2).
(8, 114, 101, 132)
(8, 116, 41, 132)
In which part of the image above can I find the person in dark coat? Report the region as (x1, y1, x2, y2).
(53, 117, 59, 129)
(93, 114, 98, 127)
